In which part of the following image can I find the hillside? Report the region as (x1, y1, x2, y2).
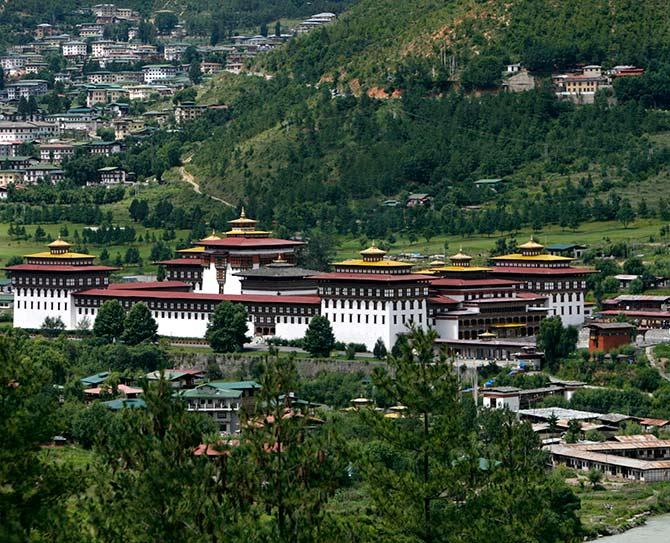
(264, 0, 670, 85)
(181, 0, 670, 242)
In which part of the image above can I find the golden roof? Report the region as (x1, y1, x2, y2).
(48, 238, 71, 248)
(450, 249, 472, 261)
(359, 243, 386, 257)
(429, 260, 445, 266)
(177, 246, 206, 253)
(25, 251, 95, 259)
(201, 230, 221, 241)
(430, 265, 492, 272)
(479, 331, 497, 338)
(336, 258, 412, 268)
(226, 228, 271, 236)
(518, 237, 544, 250)
(228, 207, 257, 226)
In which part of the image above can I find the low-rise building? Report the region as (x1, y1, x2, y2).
(142, 64, 177, 83)
(96, 166, 127, 185)
(178, 380, 260, 433)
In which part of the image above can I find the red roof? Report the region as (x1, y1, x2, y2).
(4, 264, 118, 272)
(109, 281, 190, 290)
(430, 278, 519, 287)
(310, 272, 431, 283)
(428, 296, 459, 305)
(74, 288, 321, 305)
(196, 238, 303, 248)
(157, 258, 204, 266)
(516, 292, 549, 300)
(490, 266, 594, 276)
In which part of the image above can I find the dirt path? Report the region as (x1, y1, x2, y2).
(646, 345, 670, 382)
(178, 155, 234, 208)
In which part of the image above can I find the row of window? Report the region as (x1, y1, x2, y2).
(320, 286, 429, 297)
(16, 288, 68, 297)
(15, 276, 107, 287)
(521, 280, 587, 290)
(18, 300, 67, 310)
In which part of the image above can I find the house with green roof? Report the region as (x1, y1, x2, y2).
(102, 398, 146, 410)
(546, 243, 587, 259)
(80, 371, 110, 386)
(176, 380, 261, 433)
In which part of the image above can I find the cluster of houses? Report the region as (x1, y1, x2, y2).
(0, 4, 339, 193)
(503, 63, 644, 103)
(80, 368, 259, 434)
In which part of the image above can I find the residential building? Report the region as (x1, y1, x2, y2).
(174, 101, 207, 124)
(142, 64, 177, 83)
(62, 41, 87, 58)
(96, 166, 127, 185)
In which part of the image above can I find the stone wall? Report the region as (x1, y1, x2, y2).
(168, 350, 389, 379)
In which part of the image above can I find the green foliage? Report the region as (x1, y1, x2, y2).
(121, 303, 157, 345)
(537, 317, 578, 371)
(0, 336, 84, 541)
(93, 300, 125, 342)
(372, 337, 387, 359)
(564, 419, 582, 443)
(206, 301, 249, 353)
(303, 316, 335, 358)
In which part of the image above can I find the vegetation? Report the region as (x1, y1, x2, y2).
(303, 316, 336, 358)
(206, 301, 249, 353)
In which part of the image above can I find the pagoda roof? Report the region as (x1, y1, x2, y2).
(195, 238, 303, 248)
(25, 251, 95, 259)
(359, 244, 386, 257)
(200, 231, 221, 241)
(518, 237, 544, 250)
(177, 246, 205, 254)
(48, 238, 71, 248)
(335, 258, 413, 268)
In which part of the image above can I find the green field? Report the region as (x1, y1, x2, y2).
(335, 218, 667, 261)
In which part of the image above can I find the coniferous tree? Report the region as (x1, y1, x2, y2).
(206, 301, 249, 353)
(303, 316, 335, 358)
(122, 303, 158, 345)
(93, 300, 125, 341)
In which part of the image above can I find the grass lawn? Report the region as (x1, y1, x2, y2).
(39, 445, 95, 469)
(0, 221, 191, 277)
(335, 218, 666, 261)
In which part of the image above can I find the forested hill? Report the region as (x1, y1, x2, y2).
(264, 0, 670, 85)
(182, 0, 670, 239)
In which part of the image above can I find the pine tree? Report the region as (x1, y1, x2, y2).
(206, 301, 249, 353)
(121, 303, 158, 345)
(93, 300, 125, 341)
(303, 316, 334, 358)
(373, 337, 387, 359)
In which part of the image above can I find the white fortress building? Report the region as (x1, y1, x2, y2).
(5, 211, 593, 352)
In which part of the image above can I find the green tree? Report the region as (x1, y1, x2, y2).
(564, 419, 582, 443)
(93, 300, 125, 341)
(303, 316, 335, 358)
(0, 336, 83, 541)
(617, 199, 635, 228)
(628, 277, 645, 294)
(537, 316, 578, 371)
(298, 228, 337, 271)
(587, 468, 603, 489)
(373, 337, 387, 359)
(206, 301, 249, 353)
(154, 11, 178, 34)
(122, 303, 158, 345)
(275, 20, 281, 37)
(189, 60, 202, 84)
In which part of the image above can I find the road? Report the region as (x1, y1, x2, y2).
(178, 155, 234, 208)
